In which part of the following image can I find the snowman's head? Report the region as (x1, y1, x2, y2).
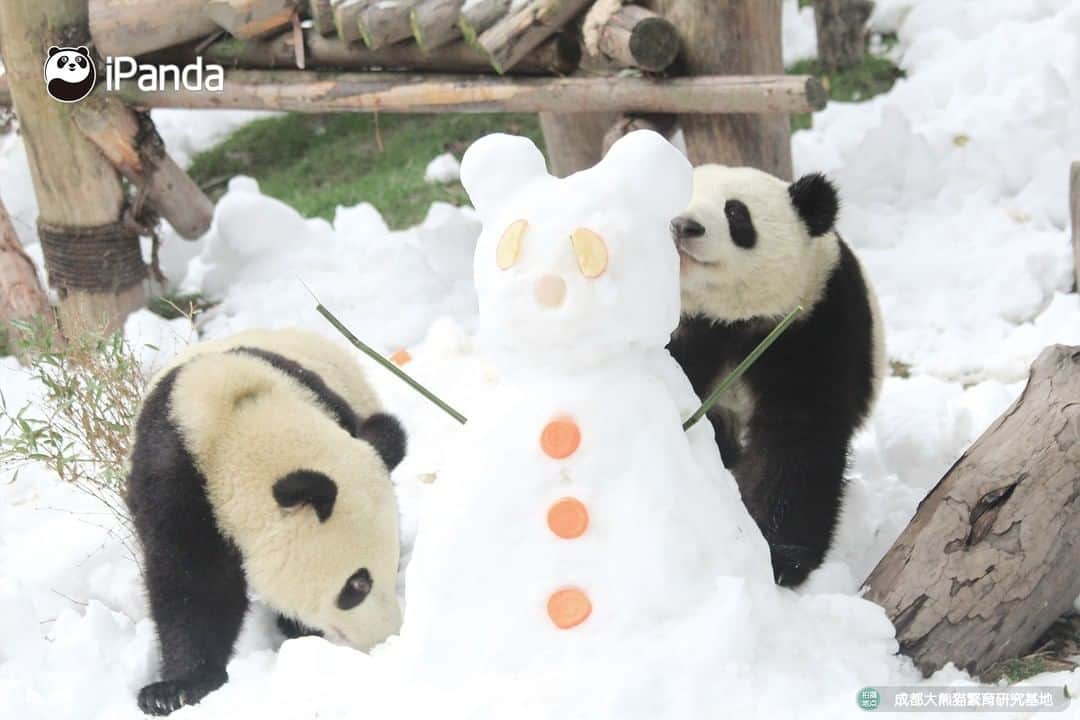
(462, 131, 692, 365)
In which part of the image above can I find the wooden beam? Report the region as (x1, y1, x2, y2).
(72, 94, 213, 240)
(115, 71, 826, 115)
(864, 345, 1080, 677)
(479, 0, 593, 73)
(649, 0, 794, 179)
(359, 0, 422, 50)
(90, 0, 218, 58)
(2, 0, 145, 335)
(309, 0, 338, 36)
(333, 0, 371, 43)
(411, 0, 463, 52)
(206, 0, 298, 40)
(190, 28, 580, 75)
(1071, 161, 1079, 292)
(592, 4, 680, 72)
(459, 0, 508, 48)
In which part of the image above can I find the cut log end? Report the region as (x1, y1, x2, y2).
(627, 16, 681, 72)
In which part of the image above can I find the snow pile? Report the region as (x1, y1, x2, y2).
(423, 152, 461, 184)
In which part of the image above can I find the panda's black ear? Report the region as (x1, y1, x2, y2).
(357, 413, 406, 471)
(273, 470, 338, 522)
(789, 173, 839, 237)
(75, 46, 90, 56)
(48, 46, 61, 57)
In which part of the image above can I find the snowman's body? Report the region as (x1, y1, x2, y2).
(401, 131, 772, 673)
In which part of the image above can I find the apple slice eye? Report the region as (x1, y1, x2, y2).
(570, 228, 608, 278)
(496, 219, 528, 270)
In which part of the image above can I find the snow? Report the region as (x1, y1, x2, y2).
(422, 152, 461, 184)
(4, 1, 1080, 718)
(783, 0, 818, 66)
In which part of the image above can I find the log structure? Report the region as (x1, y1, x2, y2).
(0, 196, 50, 354)
(812, 0, 872, 72)
(649, 0, 792, 178)
(334, 0, 371, 43)
(478, 0, 594, 74)
(115, 71, 826, 115)
(864, 344, 1080, 677)
(90, 0, 219, 58)
(310, 0, 337, 35)
(184, 28, 581, 75)
(411, 0, 464, 51)
(360, 1, 422, 50)
(590, 3, 680, 72)
(459, 0, 510, 48)
(1071, 161, 1079, 292)
(2, 0, 145, 335)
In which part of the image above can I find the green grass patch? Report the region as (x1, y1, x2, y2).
(789, 53, 905, 132)
(147, 293, 216, 321)
(187, 112, 543, 229)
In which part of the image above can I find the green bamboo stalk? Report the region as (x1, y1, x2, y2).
(682, 305, 804, 431)
(304, 284, 468, 425)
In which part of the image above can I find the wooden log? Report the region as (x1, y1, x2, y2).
(0, 76, 9, 107)
(592, 4, 680, 72)
(601, 113, 676, 154)
(540, 112, 617, 178)
(2, 0, 145, 335)
(90, 0, 218, 58)
(411, 0, 463, 52)
(206, 0, 299, 40)
(115, 71, 827, 115)
(333, 0, 372, 43)
(649, 0, 794, 179)
(1071, 161, 1079, 292)
(0, 194, 50, 355)
(193, 27, 580, 75)
(459, 0, 509, 48)
(309, 0, 338, 35)
(478, 0, 593, 74)
(812, 0, 872, 72)
(864, 345, 1080, 677)
(359, 0, 422, 50)
(72, 95, 213, 240)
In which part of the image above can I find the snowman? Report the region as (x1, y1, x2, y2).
(400, 131, 773, 676)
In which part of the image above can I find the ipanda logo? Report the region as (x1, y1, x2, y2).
(44, 47, 224, 103)
(43, 46, 96, 103)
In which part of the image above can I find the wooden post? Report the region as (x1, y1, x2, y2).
(0, 195, 50, 353)
(90, 0, 219, 58)
(1071, 161, 1079, 292)
(864, 345, 1080, 677)
(72, 94, 214, 240)
(1, 0, 145, 335)
(649, 0, 793, 179)
(812, 0, 872, 72)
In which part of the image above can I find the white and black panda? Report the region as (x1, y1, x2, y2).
(126, 328, 406, 716)
(43, 45, 96, 103)
(668, 165, 886, 588)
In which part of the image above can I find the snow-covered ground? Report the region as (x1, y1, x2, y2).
(3, 1, 1080, 718)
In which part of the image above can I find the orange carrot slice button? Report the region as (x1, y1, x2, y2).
(547, 587, 592, 630)
(547, 497, 589, 539)
(540, 417, 581, 459)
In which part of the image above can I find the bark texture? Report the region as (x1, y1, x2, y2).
(812, 0, 872, 72)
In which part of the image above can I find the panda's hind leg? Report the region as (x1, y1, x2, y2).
(127, 372, 249, 716)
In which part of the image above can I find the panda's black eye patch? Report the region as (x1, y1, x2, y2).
(724, 199, 757, 249)
(76, 57, 87, 68)
(337, 568, 372, 610)
(57, 55, 67, 65)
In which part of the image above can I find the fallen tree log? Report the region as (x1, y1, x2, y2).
(864, 344, 1080, 677)
(189, 28, 579, 74)
(115, 71, 826, 114)
(478, 0, 593, 73)
(72, 95, 213, 240)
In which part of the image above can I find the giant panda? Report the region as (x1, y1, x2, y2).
(126, 328, 406, 716)
(667, 165, 886, 588)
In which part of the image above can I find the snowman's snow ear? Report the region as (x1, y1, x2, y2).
(601, 130, 693, 221)
(461, 133, 549, 218)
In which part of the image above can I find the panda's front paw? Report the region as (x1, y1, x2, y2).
(769, 544, 817, 587)
(137, 668, 227, 716)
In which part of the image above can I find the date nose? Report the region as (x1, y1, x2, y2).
(671, 216, 706, 241)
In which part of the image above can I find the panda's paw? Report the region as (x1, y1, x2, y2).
(770, 544, 816, 587)
(137, 668, 227, 716)
(276, 613, 324, 639)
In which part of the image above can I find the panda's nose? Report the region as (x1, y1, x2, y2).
(671, 216, 706, 241)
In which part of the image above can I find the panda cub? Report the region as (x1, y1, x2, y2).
(127, 328, 406, 716)
(668, 165, 885, 588)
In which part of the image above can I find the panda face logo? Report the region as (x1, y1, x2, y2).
(43, 46, 96, 103)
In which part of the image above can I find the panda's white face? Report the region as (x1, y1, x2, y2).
(673, 165, 841, 322)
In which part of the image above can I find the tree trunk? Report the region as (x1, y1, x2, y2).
(812, 0, 871, 72)
(601, 113, 677, 155)
(192, 28, 580, 75)
(71, 95, 214, 240)
(0, 195, 50, 354)
(478, 0, 593, 73)
(1071, 161, 1079, 292)
(864, 345, 1080, 677)
(1, 0, 145, 336)
(649, 0, 793, 179)
(116, 70, 825, 115)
